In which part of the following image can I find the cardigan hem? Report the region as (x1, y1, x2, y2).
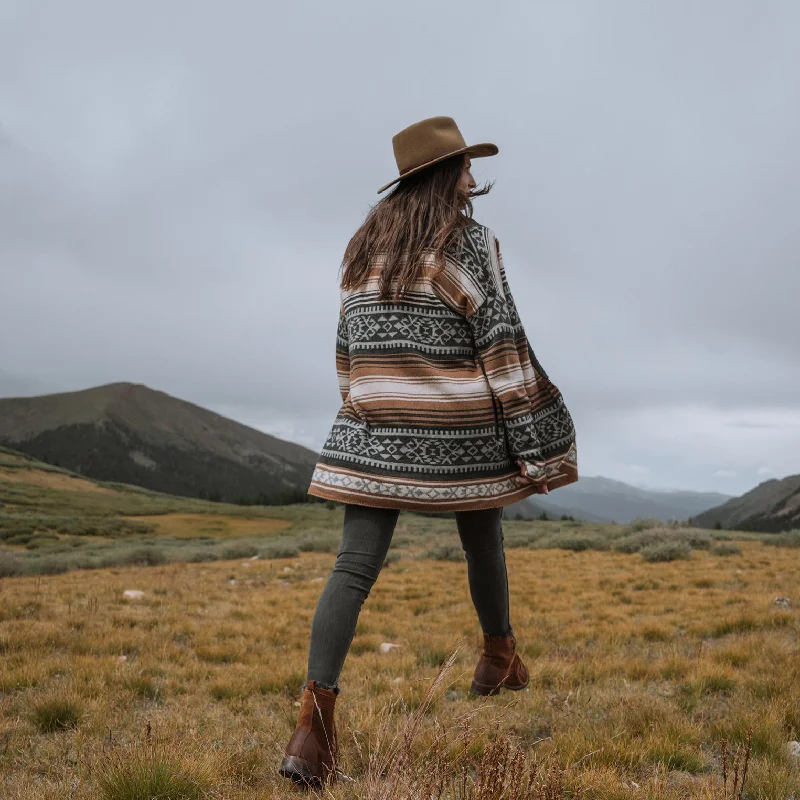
(307, 466, 578, 513)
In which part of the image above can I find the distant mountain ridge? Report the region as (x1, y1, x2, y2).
(507, 475, 732, 524)
(692, 475, 800, 533)
(0, 382, 319, 504)
(3, 382, 776, 525)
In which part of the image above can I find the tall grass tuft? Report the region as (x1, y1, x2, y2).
(31, 696, 83, 733)
(96, 738, 216, 800)
(354, 640, 572, 799)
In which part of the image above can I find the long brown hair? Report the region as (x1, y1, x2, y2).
(339, 154, 494, 301)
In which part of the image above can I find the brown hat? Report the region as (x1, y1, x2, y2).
(377, 116, 498, 194)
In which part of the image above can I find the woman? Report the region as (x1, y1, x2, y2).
(279, 116, 578, 788)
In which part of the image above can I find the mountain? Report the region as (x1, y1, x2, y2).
(0, 382, 319, 504)
(506, 495, 609, 523)
(506, 476, 732, 524)
(0, 382, 747, 520)
(692, 475, 800, 533)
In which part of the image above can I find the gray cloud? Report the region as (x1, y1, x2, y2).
(2, 0, 799, 495)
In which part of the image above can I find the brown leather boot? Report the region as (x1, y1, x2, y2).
(279, 679, 340, 788)
(469, 632, 530, 696)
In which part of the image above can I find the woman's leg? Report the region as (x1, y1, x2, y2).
(306, 503, 400, 690)
(454, 506, 513, 637)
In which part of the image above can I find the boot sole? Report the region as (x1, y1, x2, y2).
(279, 755, 329, 789)
(469, 677, 530, 696)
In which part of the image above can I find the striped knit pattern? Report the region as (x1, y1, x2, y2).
(308, 219, 578, 511)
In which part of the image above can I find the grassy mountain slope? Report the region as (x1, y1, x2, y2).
(693, 474, 800, 532)
(0, 382, 319, 504)
(0, 443, 319, 576)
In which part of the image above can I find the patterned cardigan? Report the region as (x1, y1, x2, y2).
(307, 219, 578, 512)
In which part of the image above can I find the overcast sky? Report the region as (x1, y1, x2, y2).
(1, 0, 798, 496)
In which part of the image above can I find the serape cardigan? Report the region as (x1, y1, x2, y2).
(307, 219, 578, 512)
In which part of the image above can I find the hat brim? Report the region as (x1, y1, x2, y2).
(377, 142, 498, 194)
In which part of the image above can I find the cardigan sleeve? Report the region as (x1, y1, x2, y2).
(335, 302, 351, 403)
(465, 230, 558, 487)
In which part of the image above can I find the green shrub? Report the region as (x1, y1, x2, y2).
(51, 517, 154, 538)
(558, 534, 606, 551)
(24, 532, 61, 550)
(532, 532, 608, 551)
(625, 518, 662, 533)
(297, 534, 338, 553)
(640, 540, 692, 562)
(613, 529, 670, 553)
(0, 550, 21, 577)
(617, 527, 715, 556)
(762, 530, 800, 548)
(27, 556, 72, 575)
(422, 544, 464, 561)
(382, 551, 402, 568)
(260, 541, 300, 560)
(185, 548, 221, 563)
(711, 542, 742, 556)
(5, 533, 33, 546)
(220, 542, 259, 559)
(682, 530, 713, 549)
(504, 530, 545, 548)
(104, 547, 167, 567)
(0, 523, 37, 541)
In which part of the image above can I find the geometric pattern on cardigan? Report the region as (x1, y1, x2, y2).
(308, 218, 578, 512)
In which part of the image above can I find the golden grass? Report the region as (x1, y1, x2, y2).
(0, 466, 115, 494)
(1, 532, 798, 798)
(119, 513, 293, 539)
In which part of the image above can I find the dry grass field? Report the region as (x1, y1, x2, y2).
(1, 446, 799, 798)
(0, 465, 116, 494)
(118, 513, 293, 539)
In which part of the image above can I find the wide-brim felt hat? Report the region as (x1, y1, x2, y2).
(377, 116, 498, 194)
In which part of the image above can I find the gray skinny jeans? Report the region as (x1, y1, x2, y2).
(306, 503, 514, 691)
